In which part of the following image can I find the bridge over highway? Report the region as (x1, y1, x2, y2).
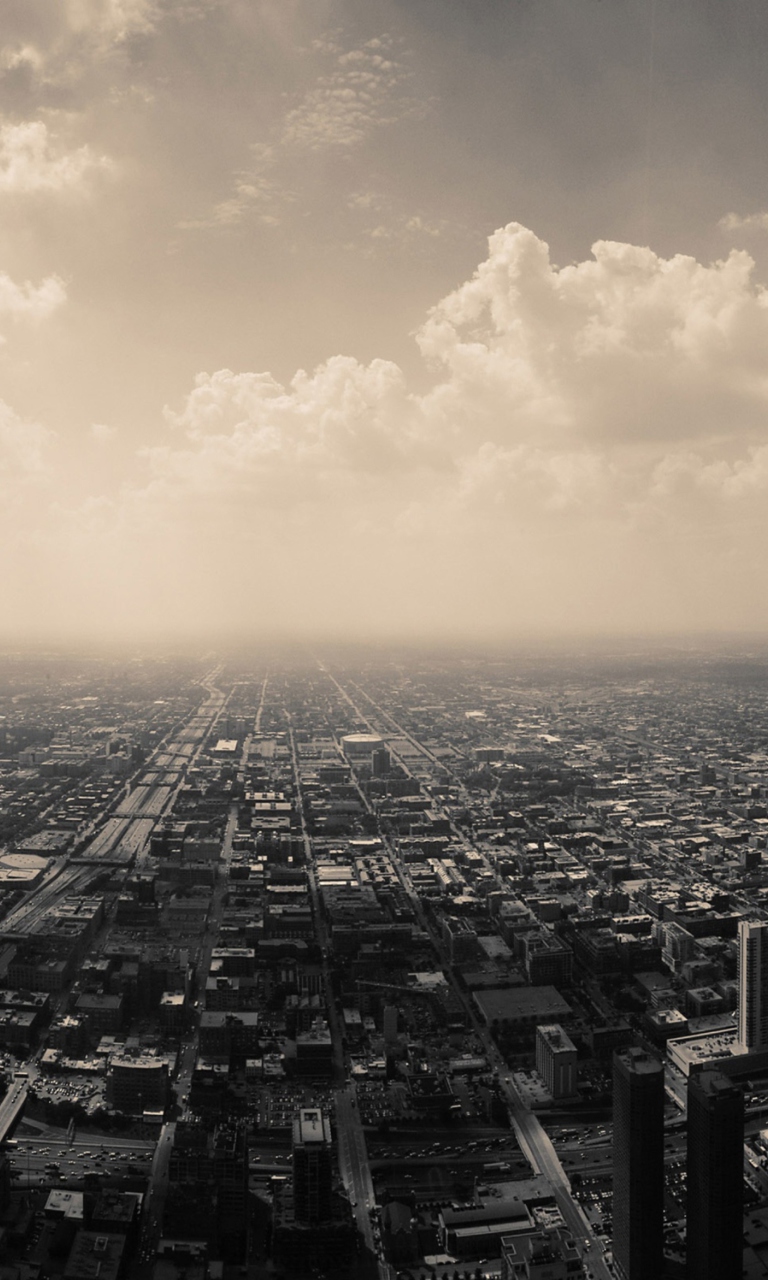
(0, 1078, 28, 1144)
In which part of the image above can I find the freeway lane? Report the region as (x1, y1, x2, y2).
(1, 665, 228, 936)
(9, 1133, 155, 1187)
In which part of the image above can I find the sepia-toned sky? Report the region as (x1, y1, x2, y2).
(3, 0, 768, 641)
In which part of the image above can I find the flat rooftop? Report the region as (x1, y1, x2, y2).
(295, 1108, 330, 1145)
(473, 985, 571, 1024)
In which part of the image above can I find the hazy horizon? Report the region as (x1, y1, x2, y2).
(3, 1, 768, 641)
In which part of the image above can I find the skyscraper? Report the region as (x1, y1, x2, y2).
(612, 1047, 665, 1280)
(686, 1070, 744, 1280)
(292, 1107, 333, 1225)
(738, 919, 768, 1052)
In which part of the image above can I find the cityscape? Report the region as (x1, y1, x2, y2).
(0, 641, 763, 1278)
(5, 3, 768, 1280)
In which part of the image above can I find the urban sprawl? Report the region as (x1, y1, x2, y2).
(0, 644, 766, 1280)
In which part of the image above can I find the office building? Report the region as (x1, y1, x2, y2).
(738, 919, 768, 1052)
(612, 1048, 664, 1280)
(535, 1024, 577, 1099)
(166, 1120, 248, 1262)
(107, 1054, 168, 1115)
(292, 1107, 332, 1225)
(686, 1070, 744, 1280)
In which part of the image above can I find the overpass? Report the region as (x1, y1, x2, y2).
(0, 1077, 28, 1143)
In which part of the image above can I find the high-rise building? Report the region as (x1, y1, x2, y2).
(612, 1048, 664, 1280)
(686, 1071, 744, 1280)
(738, 919, 768, 1052)
(274, 1107, 357, 1275)
(166, 1120, 248, 1263)
(292, 1107, 333, 1225)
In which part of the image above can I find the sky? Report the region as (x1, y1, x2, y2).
(3, 0, 768, 642)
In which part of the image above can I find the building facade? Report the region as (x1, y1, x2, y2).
(535, 1024, 577, 1099)
(612, 1048, 664, 1280)
(292, 1108, 332, 1225)
(738, 919, 768, 1052)
(686, 1070, 744, 1280)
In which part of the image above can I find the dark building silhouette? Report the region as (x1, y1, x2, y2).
(273, 1107, 358, 1277)
(166, 1119, 248, 1262)
(686, 1070, 744, 1280)
(292, 1107, 332, 1225)
(612, 1047, 664, 1280)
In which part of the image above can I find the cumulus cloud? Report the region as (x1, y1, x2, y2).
(18, 222, 768, 638)
(147, 224, 768, 509)
(152, 356, 420, 504)
(416, 227, 768, 450)
(0, 120, 111, 194)
(97, 222, 768, 633)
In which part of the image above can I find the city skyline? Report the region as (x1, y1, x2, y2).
(3, 2, 768, 640)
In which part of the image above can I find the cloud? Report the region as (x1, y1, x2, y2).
(180, 35, 433, 236)
(0, 120, 111, 194)
(344, 189, 450, 255)
(416, 227, 768, 451)
(281, 36, 425, 152)
(0, 269, 66, 322)
(0, 45, 45, 75)
(152, 356, 418, 503)
(90, 422, 117, 441)
(62, 0, 158, 42)
(719, 211, 768, 234)
(148, 223, 768, 508)
(178, 147, 293, 232)
(0, 399, 50, 478)
(17, 222, 768, 638)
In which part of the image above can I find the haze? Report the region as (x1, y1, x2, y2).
(2, 0, 768, 642)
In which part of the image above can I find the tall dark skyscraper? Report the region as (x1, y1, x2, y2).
(612, 1047, 665, 1280)
(292, 1107, 333, 1225)
(686, 1070, 744, 1280)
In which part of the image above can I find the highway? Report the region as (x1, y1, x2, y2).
(1, 665, 229, 940)
(1, 864, 106, 936)
(0, 1079, 28, 1142)
(8, 1131, 155, 1187)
